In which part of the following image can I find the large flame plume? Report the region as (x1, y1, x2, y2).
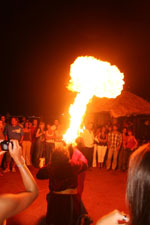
(63, 56, 124, 144)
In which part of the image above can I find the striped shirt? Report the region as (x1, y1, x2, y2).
(107, 131, 122, 150)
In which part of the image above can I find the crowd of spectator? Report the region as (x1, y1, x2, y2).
(78, 121, 138, 172)
(0, 115, 63, 175)
(0, 114, 140, 175)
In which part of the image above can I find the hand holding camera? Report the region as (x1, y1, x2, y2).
(0, 140, 24, 165)
(96, 210, 129, 225)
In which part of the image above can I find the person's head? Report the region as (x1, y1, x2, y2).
(122, 127, 127, 134)
(128, 129, 133, 136)
(87, 122, 93, 131)
(112, 125, 118, 132)
(46, 123, 51, 130)
(51, 147, 69, 167)
(96, 127, 101, 135)
(24, 121, 29, 129)
(101, 126, 106, 133)
(39, 122, 45, 130)
(11, 117, 17, 126)
(33, 119, 38, 127)
(127, 143, 150, 225)
(28, 121, 32, 128)
(108, 126, 112, 132)
(1, 115, 5, 123)
(54, 119, 59, 126)
(22, 116, 26, 123)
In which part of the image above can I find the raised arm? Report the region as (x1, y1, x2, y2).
(0, 140, 38, 224)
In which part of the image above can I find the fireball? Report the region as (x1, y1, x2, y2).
(63, 56, 124, 144)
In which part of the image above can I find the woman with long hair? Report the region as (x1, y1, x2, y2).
(126, 129, 138, 168)
(95, 126, 107, 168)
(45, 123, 55, 165)
(22, 121, 32, 166)
(32, 122, 45, 168)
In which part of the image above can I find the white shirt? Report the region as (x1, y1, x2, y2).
(45, 130, 54, 143)
(82, 129, 94, 148)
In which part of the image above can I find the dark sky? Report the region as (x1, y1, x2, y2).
(1, 1, 150, 119)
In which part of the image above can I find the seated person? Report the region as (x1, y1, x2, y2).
(0, 140, 38, 225)
(36, 145, 88, 225)
(96, 143, 150, 225)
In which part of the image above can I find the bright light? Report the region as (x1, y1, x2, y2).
(63, 56, 124, 144)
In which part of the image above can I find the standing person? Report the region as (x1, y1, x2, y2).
(30, 119, 38, 162)
(118, 127, 128, 171)
(51, 119, 60, 131)
(126, 129, 138, 168)
(32, 122, 45, 168)
(22, 122, 32, 166)
(0, 140, 38, 225)
(51, 119, 63, 149)
(92, 128, 100, 167)
(1, 115, 6, 128)
(3, 117, 24, 172)
(82, 122, 94, 167)
(106, 125, 122, 170)
(21, 116, 27, 128)
(31, 119, 38, 143)
(45, 123, 55, 165)
(106, 122, 112, 134)
(95, 126, 107, 168)
(28, 121, 32, 129)
(54, 125, 63, 150)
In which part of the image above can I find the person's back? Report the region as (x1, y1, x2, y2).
(37, 146, 88, 225)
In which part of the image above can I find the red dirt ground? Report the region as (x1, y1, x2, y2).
(0, 167, 128, 225)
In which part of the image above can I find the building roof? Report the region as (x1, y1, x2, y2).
(87, 91, 150, 117)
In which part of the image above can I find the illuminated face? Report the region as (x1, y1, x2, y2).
(128, 130, 132, 136)
(102, 127, 106, 133)
(40, 123, 45, 130)
(1, 116, 5, 122)
(54, 120, 59, 126)
(123, 128, 127, 134)
(108, 126, 112, 132)
(113, 125, 118, 132)
(22, 117, 26, 122)
(33, 119, 38, 127)
(11, 118, 17, 126)
(28, 122, 32, 128)
(87, 122, 93, 131)
(25, 122, 29, 128)
(47, 124, 51, 130)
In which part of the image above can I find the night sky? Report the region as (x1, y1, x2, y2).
(1, 1, 150, 119)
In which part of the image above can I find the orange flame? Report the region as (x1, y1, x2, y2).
(63, 56, 124, 144)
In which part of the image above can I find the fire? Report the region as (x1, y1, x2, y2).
(63, 56, 124, 144)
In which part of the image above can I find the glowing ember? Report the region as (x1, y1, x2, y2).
(63, 56, 124, 144)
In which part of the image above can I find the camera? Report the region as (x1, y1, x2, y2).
(0, 140, 13, 151)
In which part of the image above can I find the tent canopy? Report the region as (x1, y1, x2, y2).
(87, 91, 150, 118)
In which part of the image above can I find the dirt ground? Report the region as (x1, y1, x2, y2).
(0, 167, 128, 225)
